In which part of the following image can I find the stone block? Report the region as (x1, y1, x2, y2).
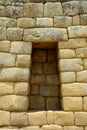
(62, 97, 83, 111)
(0, 53, 16, 67)
(54, 16, 72, 27)
(48, 50, 57, 62)
(60, 72, 76, 83)
(44, 2, 63, 17)
(59, 49, 76, 58)
(0, 41, 10, 52)
(32, 63, 42, 74)
(84, 59, 87, 69)
(46, 75, 59, 85)
(41, 125, 62, 130)
(84, 97, 87, 111)
(77, 70, 87, 82)
(21, 126, 40, 130)
(31, 85, 39, 95)
(0, 6, 5, 16)
(0, 0, 11, 5)
(23, 28, 68, 42)
(63, 126, 83, 130)
(0, 68, 30, 82)
(36, 18, 53, 27)
(29, 96, 45, 110)
(68, 26, 87, 38)
(0, 82, 14, 96)
(15, 82, 30, 96)
(0, 111, 10, 126)
(81, 1, 87, 14)
(80, 14, 87, 25)
(0, 27, 6, 40)
(75, 112, 87, 125)
(16, 55, 31, 68)
(0, 95, 29, 111)
(10, 42, 32, 54)
(73, 15, 80, 25)
(24, 3, 43, 17)
(7, 28, 23, 41)
(47, 111, 55, 124)
(28, 111, 46, 126)
(31, 75, 46, 85)
(11, 112, 28, 126)
(59, 38, 86, 49)
(76, 48, 87, 58)
(0, 18, 17, 27)
(54, 111, 74, 125)
(17, 18, 35, 28)
(59, 59, 83, 72)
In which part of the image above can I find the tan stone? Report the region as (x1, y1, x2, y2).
(31, 85, 39, 95)
(63, 126, 83, 130)
(41, 125, 62, 130)
(7, 28, 23, 41)
(61, 83, 87, 97)
(76, 48, 87, 58)
(0, 53, 16, 67)
(68, 26, 87, 38)
(85, 127, 87, 130)
(0, 95, 29, 111)
(0, 82, 14, 96)
(59, 59, 83, 72)
(54, 111, 74, 125)
(31, 75, 46, 85)
(84, 97, 87, 111)
(16, 55, 31, 68)
(0, 6, 5, 16)
(46, 75, 59, 85)
(15, 82, 30, 96)
(77, 70, 87, 82)
(0, 68, 30, 82)
(60, 72, 76, 83)
(44, 2, 63, 17)
(80, 14, 87, 25)
(24, 3, 43, 17)
(62, 97, 83, 111)
(0, 41, 10, 52)
(11, 112, 28, 126)
(75, 112, 87, 125)
(84, 59, 87, 69)
(10, 42, 32, 54)
(24, 28, 68, 42)
(0, 111, 10, 126)
(0, 18, 17, 27)
(28, 111, 46, 126)
(59, 38, 86, 49)
(73, 15, 80, 25)
(17, 18, 35, 28)
(36, 18, 53, 27)
(0, 27, 6, 40)
(21, 126, 40, 130)
(47, 111, 55, 124)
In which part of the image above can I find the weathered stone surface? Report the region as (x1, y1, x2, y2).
(28, 111, 46, 126)
(21, 126, 40, 130)
(84, 97, 87, 111)
(24, 3, 43, 17)
(62, 97, 83, 111)
(7, 28, 23, 41)
(0, 27, 6, 40)
(68, 26, 87, 38)
(0, 68, 30, 82)
(0, 53, 16, 67)
(59, 49, 76, 58)
(54, 111, 74, 125)
(32, 63, 42, 74)
(59, 59, 83, 72)
(75, 112, 87, 125)
(54, 16, 72, 27)
(0, 0, 11, 5)
(41, 125, 62, 130)
(24, 28, 68, 42)
(0, 6, 5, 16)
(11, 112, 28, 126)
(0, 18, 17, 27)
(84, 59, 87, 69)
(44, 2, 63, 17)
(16, 55, 31, 68)
(47, 111, 55, 125)
(15, 82, 30, 96)
(60, 72, 76, 83)
(80, 14, 87, 25)
(46, 75, 59, 85)
(63, 126, 83, 130)
(31, 85, 39, 95)
(61, 83, 87, 97)
(31, 75, 46, 85)
(0, 41, 10, 52)
(10, 42, 32, 54)
(36, 18, 53, 27)
(76, 48, 87, 58)
(0, 82, 14, 96)
(0, 95, 29, 111)
(17, 18, 35, 28)
(59, 38, 86, 49)
(0, 111, 10, 126)
(77, 70, 87, 82)
(73, 15, 80, 25)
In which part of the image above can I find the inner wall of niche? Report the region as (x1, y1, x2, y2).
(29, 42, 60, 110)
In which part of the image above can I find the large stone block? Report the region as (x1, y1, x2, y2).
(68, 26, 87, 38)
(44, 2, 63, 17)
(11, 112, 28, 126)
(0, 111, 10, 126)
(0, 0, 11, 5)
(63, 126, 83, 130)
(28, 111, 46, 126)
(80, 14, 87, 25)
(41, 125, 62, 130)
(73, 15, 80, 25)
(0, 18, 17, 27)
(10, 42, 32, 54)
(76, 48, 87, 58)
(36, 18, 53, 27)
(59, 59, 83, 72)
(0, 82, 14, 96)
(0, 68, 30, 82)
(0, 27, 6, 40)
(0, 41, 10, 52)
(24, 3, 43, 17)
(77, 70, 87, 82)
(0, 95, 29, 111)
(0, 53, 16, 67)
(47, 111, 55, 125)
(23, 28, 68, 42)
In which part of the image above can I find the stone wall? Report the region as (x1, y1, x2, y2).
(0, 0, 87, 129)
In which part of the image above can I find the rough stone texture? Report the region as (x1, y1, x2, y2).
(0, 18, 17, 27)
(84, 97, 87, 111)
(0, 41, 10, 52)
(80, 14, 87, 25)
(41, 125, 62, 130)
(84, 59, 87, 69)
(0, 111, 10, 126)
(63, 126, 83, 130)
(0, 95, 29, 111)
(76, 48, 87, 58)
(46, 75, 59, 85)
(0, 27, 6, 40)
(24, 28, 68, 42)
(73, 15, 80, 25)
(0, 6, 5, 16)
(36, 18, 53, 27)
(21, 126, 40, 130)
(31, 75, 46, 85)
(28, 111, 46, 126)
(30, 85, 39, 95)
(47, 111, 55, 125)
(77, 70, 87, 82)
(0, 0, 11, 5)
